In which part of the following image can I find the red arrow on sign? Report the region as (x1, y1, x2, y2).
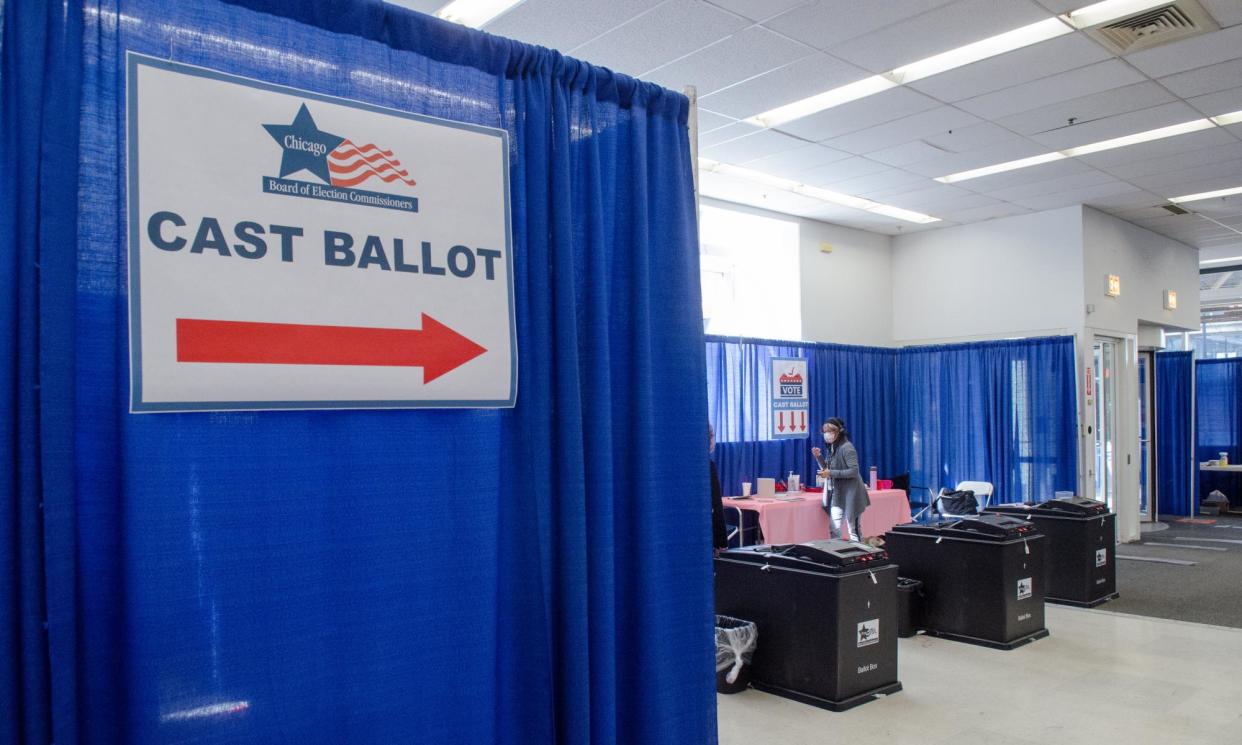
(176, 314, 487, 383)
(777, 411, 786, 432)
(800, 411, 806, 432)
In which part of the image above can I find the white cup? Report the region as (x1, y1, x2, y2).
(741, 482, 752, 497)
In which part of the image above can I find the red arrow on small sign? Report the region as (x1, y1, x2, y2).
(800, 411, 806, 432)
(777, 411, 786, 432)
(176, 314, 487, 383)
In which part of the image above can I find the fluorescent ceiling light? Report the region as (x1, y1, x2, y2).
(1200, 255, 1242, 265)
(1170, 185, 1242, 204)
(435, 0, 524, 28)
(1211, 109, 1242, 127)
(1061, 0, 1171, 29)
(700, 159, 939, 224)
(938, 117, 1222, 183)
(1061, 119, 1215, 156)
(888, 18, 1072, 84)
(935, 152, 1067, 184)
(745, 76, 895, 128)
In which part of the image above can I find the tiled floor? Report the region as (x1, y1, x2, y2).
(718, 605, 1242, 745)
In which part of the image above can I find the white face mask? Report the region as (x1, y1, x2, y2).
(822, 432, 831, 444)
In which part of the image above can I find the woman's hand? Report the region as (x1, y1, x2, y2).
(817, 468, 829, 480)
(811, 446, 822, 457)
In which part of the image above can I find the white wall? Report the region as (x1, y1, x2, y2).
(890, 206, 1084, 344)
(701, 197, 894, 346)
(1082, 206, 1200, 336)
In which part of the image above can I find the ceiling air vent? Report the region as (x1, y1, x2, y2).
(1084, 0, 1219, 55)
(1163, 204, 1190, 215)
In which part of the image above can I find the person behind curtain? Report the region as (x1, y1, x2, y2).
(812, 417, 869, 541)
(709, 423, 727, 553)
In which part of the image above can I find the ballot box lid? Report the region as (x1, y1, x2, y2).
(986, 497, 1110, 519)
(888, 514, 1040, 542)
(719, 539, 891, 574)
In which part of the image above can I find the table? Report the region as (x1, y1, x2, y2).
(1199, 465, 1242, 472)
(1199, 464, 1242, 510)
(722, 489, 912, 544)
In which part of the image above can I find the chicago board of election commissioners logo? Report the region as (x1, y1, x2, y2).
(261, 103, 420, 213)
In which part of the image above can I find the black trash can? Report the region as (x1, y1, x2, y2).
(896, 578, 923, 638)
(715, 615, 757, 694)
(985, 497, 1118, 607)
(885, 515, 1048, 650)
(715, 539, 902, 711)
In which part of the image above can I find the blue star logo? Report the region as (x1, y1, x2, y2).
(263, 103, 345, 184)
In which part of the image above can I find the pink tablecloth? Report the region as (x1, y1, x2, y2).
(722, 489, 911, 543)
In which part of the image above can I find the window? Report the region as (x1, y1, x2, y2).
(699, 205, 800, 340)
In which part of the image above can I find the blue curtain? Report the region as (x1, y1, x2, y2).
(2, 1, 84, 743)
(897, 336, 1078, 505)
(1156, 352, 1194, 517)
(705, 336, 899, 496)
(1195, 358, 1242, 512)
(5, 1, 714, 743)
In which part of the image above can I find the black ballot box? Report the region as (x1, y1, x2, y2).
(714, 540, 902, 711)
(985, 498, 1118, 608)
(884, 516, 1048, 650)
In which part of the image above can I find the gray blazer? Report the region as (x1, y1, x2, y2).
(817, 440, 871, 515)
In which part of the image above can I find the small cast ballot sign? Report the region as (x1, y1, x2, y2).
(770, 357, 809, 439)
(126, 55, 516, 411)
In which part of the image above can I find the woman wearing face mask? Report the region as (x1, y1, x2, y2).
(811, 417, 869, 542)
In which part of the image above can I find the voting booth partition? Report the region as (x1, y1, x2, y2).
(2, 2, 715, 744)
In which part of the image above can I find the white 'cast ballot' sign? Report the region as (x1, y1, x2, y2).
(770, 356, 809, 440)
(126, 54, 516, 412)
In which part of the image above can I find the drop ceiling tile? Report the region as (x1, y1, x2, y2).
(696, 108, 739, 133)
(822, 106, 982, 155)
(892, 192, 1002, 215)
(1095, 142, 1242, 180)
(1186, 86, 1242, 118)
(997, 82, 1179, 138)
(485, 0, 665, 53)
(698, 170, 788, 207)
(901, 139, 1051, 178)
(1128, 157, 1242, 192)
(1011, 182, 1143, 211)
(818, 167, 931, 196)
(826, 0, 1052, 74)
(762, 0, 959, 55)
(987, 171, 1120, 202)
(740, 142, 853, 178)
(1159, 58, 1242, 98)
(798, 156, 892, 187)
(919, 123, 1034, 155)
(866, 182, 988, 209)
(937, 202, 1033, 224)
(775, 86, 942, 141)
(1202, 0, 1242, 27)
(1074, 127, 1236, 169)
(644, 26, 815, 95)
(699, 121, 763, 148)
(710, 0, 813, 22)
(701, 128, 808, 163)
(570, 0, 747, 78)
(955, 59, 1147, 121)
(1031, 0, 1079, 12)
(909, 34, 1111, 103)
(1125, 24, 1242, 78)
(1027, 101, 1205, 151)
(696, 53, 872, 119)
(868, 140, 959, 167)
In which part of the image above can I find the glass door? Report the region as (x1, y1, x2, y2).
(1138, 351, 1156, 521)
(1093, 339, 1118, 511)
